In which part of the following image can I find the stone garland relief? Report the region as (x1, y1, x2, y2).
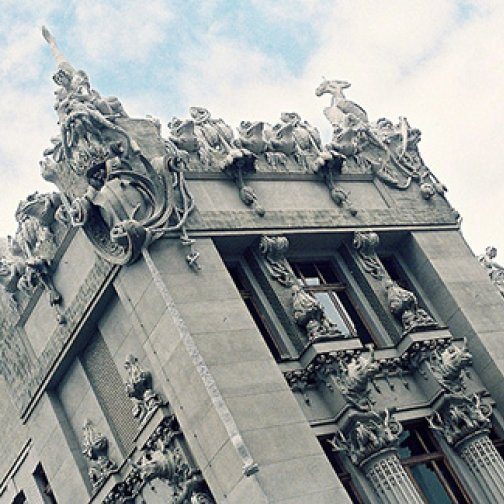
(353, 230, 438, 335)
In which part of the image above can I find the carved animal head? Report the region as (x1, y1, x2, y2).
(315, 78, 351, 98)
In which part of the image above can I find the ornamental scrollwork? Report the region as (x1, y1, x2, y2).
(81, 419, 118, 490)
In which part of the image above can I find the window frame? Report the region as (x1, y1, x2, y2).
(226, 257, 298, 361)
(288, 251, 393, 347)
(398, 420, 472, 504)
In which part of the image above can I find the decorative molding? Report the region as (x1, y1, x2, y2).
(81, 419, 118, 490)
(124, 355, 163, 425)
(258, 235, 295, 287)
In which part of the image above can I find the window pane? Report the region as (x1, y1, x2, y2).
(336, 290, 374, 344)
(410, 462, 454, 504)
(314, 292, 352, 336)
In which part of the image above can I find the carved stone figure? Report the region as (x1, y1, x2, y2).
(41, 27, 197, 266)
(0, 191, 66, 320)
(316, 78, 448, 201)
(429, 339, 472, 393)
(329, 409, 403, 466)
(168, 118, 200, 154)
(385, 279, 437, 334)
(315, 78, 368, 125)
(235, 121, 269, 155)
(428, 394, 492, 446)
(332, 348, 380, 410)
(291, 284, 345, 342)
(124, 354, 162, 423)
(81, 419, 118, 489)
(259, 235, 295, 287)
(353, 231, 385, 280)
(479, 246, 504, 297)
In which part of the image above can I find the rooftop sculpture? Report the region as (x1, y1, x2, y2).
(0, 28, 453, 312)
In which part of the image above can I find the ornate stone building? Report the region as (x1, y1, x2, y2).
(0, 28, 504, 503)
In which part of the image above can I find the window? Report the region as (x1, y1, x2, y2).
(228, 263, 291, 360)
(320, 436, 364, 503)
(291, 261, 375, 345)
(34, 463, 57, 503)
(398, 421, 471, 503)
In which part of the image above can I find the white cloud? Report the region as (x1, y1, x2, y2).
(72, 0, 174, 61)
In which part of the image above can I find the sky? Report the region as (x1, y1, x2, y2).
(0, 0, 503, 259)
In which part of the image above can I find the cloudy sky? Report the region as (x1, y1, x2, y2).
(0, 0, 502, 258)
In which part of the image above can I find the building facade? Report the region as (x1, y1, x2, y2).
(0, 28, 504, 503)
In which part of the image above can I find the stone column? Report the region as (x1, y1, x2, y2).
(331, 409, 424, 504)
(457, 431, 504, 503)
(362, 449, 424, 504)
(429, 394, 504, 503)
